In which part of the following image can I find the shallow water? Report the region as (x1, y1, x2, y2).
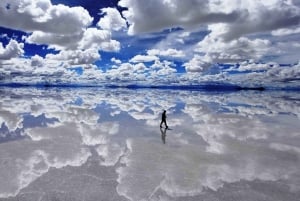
(0, 87, 300, 201)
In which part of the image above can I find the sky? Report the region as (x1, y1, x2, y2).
(0, 0, 300, 88)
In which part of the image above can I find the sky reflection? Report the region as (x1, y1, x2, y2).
(0, 87, 299, 201)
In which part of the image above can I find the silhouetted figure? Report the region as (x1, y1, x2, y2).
(160, 110, 168, 129)
(160, 127, 167, 144)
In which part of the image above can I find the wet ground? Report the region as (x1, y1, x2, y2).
(0, 87, 299, 201)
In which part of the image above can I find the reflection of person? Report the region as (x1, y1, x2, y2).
(160, 110, 168, 129)
(160, 127, 167, 144)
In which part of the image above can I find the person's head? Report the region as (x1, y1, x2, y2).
(163, 110, 166, 113)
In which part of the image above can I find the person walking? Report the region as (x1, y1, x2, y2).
(160, 110, 168, 129)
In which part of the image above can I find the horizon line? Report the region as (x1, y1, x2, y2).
(1, 82, 300, 91)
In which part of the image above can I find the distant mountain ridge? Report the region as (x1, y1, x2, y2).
(1, 82, 300, 91)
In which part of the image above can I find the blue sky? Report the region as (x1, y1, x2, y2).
(0, 0, 299, 87)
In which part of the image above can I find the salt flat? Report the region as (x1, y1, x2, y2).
(0, 87, 299, 201)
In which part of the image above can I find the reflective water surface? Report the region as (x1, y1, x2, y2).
(0, 87, 300, 201)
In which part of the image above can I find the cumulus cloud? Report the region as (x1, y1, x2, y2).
(119, 0, 300, 38)
(26, 27, 120, 53)
(183, 55, 211, 73)
(0, 2, 120, 85)
(0, 56, 79, 84)
(266, 61, 300, 82)
(118, 0, 300, 73)
(150, 59, 173, 70)
(129, 54, 159, 63)
(180, 26, 273, 73)
(119, 0, 241, 35)
(8, 2, 122, 69)
(30, 54, 44, 67)
(216, 0, 300, 41)
(78, 28, 120, 52)
(1, 0, 299, 86)
(127, 49, 184, 76)
(25, 31, 84, 50)
(97, 7, 127, 31)
(195, 28, 271, 63)
(104, 62, 149, 82)
(147, 48, 185, 58)
(272, 26, 300, 36)
(0, 0, 93, 34)
(111, 57, 122, 64)
(0, 39, 24, 60)
(24, 27, 122, 69)
(231, 61, 278, 72)
(222, 61, 300, 86)
(46, 49, 100, 65)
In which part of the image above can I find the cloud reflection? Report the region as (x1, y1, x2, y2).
(0, 87, 299, 200)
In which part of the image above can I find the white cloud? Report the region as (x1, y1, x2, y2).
(25, 31, 83, 50)
(271, 40, 300, 64)
(111, 57, 122, 64)
(30, 54, 44, 67)
(46, 49, 100, 65)
(97, 39, 121, 52)
(117, 0, 300, 73)
(221, 61, 300, 87)
(0, 2, 126, 86)
(183, 55, 211, 73)
(25, 27, 121, 69)
(233, 61, 278, 72)
(150, 59, 174, 70)
(266, 61, 300, 82)
(1, 0, 299, 86)
(26, 27, 121, 52)
(97, 7, 127, 31)
(0, 33, 9, 40)
(272, 26, 300, 36)
(119, 0, 300, 37)
(80, 28, 121, 52)
(177, 31, 191, 44)
(147, 48, 185, 58)
(0, 56, 79, 84)
(133, 63, 146, 72)
(0, 40, 24, 60)
(148, 60, 178, 83)
(129, 54, 159, 63)
(155, 65, 177, 76)
(119, 0, 240, 35)
(195, 28, 271, 64)
(10, 2, 121, 65)
(215, 0, 300, 41)
(0, 0, 93, 34)
(105, 62, 148, 82)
